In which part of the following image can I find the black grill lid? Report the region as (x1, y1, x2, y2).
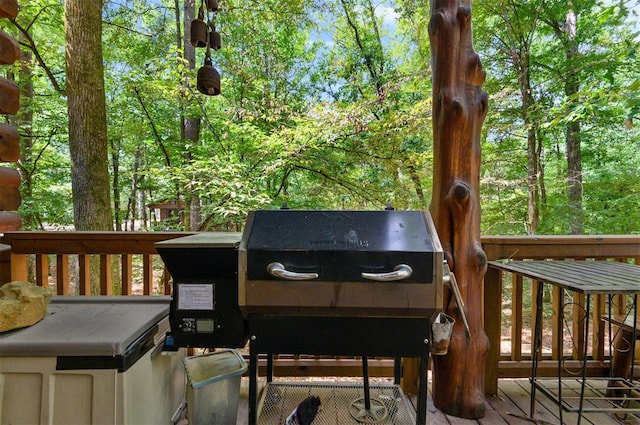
(247, 210, 435, 252)
(245, 210, 438, 283)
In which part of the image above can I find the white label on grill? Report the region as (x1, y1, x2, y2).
(178, 284, 214, 310)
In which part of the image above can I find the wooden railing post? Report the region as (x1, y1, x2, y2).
(121, 254, 132, 295)
(551, 285, 561, 360)
(400, 358, 419, 395)
(56, 254, 70, 295)
(0, 243, 11, 283)
(532, 280, 542, 360)
(511, 274, 523, 361)
(592, 294, 606, 360)
(572, 292, 586, 360)
(100, 254, 112, 295)
(35, 254, 48, 286)
(483, 266, 501, 396)
(142, 254, 153, 295)
(10, 252, 27, 282)
(78, 254, 91, 295)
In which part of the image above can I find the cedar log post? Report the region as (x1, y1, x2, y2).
(0, 0, 18, 19)
(429, 0, 489, 418)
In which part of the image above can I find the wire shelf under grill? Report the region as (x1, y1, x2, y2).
(257, 381, 417, 425)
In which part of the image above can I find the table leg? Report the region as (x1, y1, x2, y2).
(556, 287, 564, 425)
(575, 295, 592, 425)
(530, 282, 545, 418)
(631, 294, 638, 381)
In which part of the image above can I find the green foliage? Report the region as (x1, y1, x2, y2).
(475, 0, 640, 235)
(8, 0, 640, 234)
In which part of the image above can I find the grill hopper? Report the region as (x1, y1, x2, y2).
(156, 233, 248, 348)
(239, 210, 444, 317)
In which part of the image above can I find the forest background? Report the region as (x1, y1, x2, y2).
(2, 0, 639, 236)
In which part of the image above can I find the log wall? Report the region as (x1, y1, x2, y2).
(0, 0, 21, 232)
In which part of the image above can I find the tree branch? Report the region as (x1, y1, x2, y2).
(339, 0, 381, 92)
(133, 86, 172, 167)
(293, 164, 385, 204)
(10, 18, 66, 96)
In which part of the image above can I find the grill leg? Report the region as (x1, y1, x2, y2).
(267, 353, 273, 382)
(249, 341, 258, 425)
(362, 356, 371, 410)
(394, 357, 401, 385)
(416, 354, 428, 425)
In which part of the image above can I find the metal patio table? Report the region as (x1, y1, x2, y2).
(488, 259, 640, 425)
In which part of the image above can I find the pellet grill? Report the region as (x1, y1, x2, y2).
(239, 209, 444, 425)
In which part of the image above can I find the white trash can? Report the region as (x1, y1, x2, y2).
(183, 349, 248, 425)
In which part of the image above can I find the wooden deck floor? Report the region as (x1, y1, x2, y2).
(235, 377, 640, 425)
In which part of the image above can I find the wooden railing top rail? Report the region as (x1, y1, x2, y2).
(482, 235, 640, 260)
(3, 232, 638, 255)
(0, 231, 195, 254)
(0, 232, 199, 293)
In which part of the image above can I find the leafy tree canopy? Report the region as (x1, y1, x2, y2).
(4, 0, 639, 234)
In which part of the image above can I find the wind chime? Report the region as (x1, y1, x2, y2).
(191, 0, 221, 95)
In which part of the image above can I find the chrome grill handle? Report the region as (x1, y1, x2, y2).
(267, 262, 319, 280)
(361, 264, 413, 282)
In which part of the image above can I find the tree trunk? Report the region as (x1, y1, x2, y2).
(182, 0, 202, 231)
(563, 9, 582, 235)
(14, 38, 34, 228)
(566, 97, 582, 234)
(0, 0, 18, 19)
(543, 6, 583, 234)
(111, 138, 121, 231)
(429, 0, 489, 418)
(511, 40, 541, 235)
(64, 0, 113, 231)
(127, 145, 145, 231)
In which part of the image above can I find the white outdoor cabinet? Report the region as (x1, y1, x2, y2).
(0, 296, 186, 425)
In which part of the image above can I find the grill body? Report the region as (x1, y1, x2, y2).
(158, 210, 444, 425)
(239, 209, 443, 317)
(240, 210, 444, 425)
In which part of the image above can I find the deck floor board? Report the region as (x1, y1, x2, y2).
(235, 377, 640, 425)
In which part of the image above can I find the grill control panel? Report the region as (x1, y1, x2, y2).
(178, 317, 216, 334)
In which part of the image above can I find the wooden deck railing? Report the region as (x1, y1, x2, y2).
(1, 232, 639, 395)
(483, 235, 640, 395)
(0, 231, 193, 294)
